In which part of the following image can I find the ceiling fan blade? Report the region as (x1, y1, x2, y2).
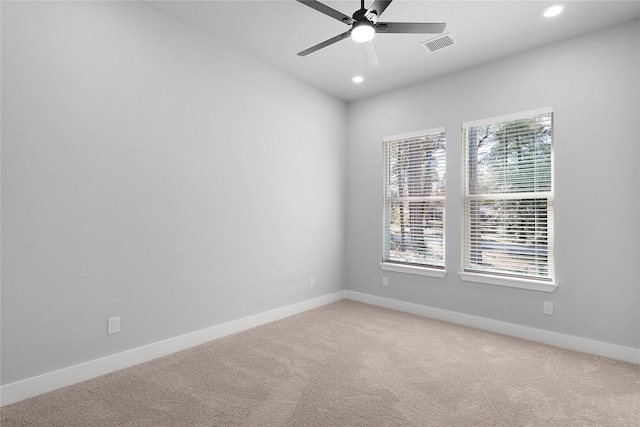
(362, 41, 379, 68)
(297, 31, 351, 56)
(366, 0, 393, 18)
(296, 0, 354, 25)
(376, 22, 446, 34)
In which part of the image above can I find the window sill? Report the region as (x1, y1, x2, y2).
(459, 272, 557, 293)
(380, 262, 447, 278)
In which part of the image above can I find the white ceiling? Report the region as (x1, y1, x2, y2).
(144, 1, 640, 101)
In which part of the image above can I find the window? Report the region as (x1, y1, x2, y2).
(382, 128, 446, 277)
(461, 108, 555, 291)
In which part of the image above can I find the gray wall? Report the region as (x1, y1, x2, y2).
(1, 1, 347, 384)
(346, 19, 640, 349)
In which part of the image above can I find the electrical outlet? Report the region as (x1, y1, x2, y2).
(543, 302, 554, 316)
(310, 276, 315, 287)
(382, 276, 388, 287)
(107, 316, 120, 334)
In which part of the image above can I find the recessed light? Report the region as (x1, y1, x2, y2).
(352, 75, 364, 84)
(543, 3, 565, 18)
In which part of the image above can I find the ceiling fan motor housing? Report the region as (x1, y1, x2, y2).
(350, 6, 377, 43)
(353, 8, 377, 24)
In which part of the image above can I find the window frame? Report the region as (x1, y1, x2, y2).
(460, 107, 557, 292)
(381, 127, 447, 278)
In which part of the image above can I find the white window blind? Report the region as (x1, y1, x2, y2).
(462, 108, 554, 282)
(383, 128, 446, 269)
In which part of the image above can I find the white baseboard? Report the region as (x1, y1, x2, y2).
(3, 290, 637, 407)
(1, 291, 345, 407)
(346, 291, 640, 365)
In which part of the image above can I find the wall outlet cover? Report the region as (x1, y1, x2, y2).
(107, 317, 121, 334)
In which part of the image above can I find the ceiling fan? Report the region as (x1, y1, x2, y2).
(296, 0, 446, 67)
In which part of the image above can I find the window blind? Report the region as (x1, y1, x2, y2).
(462, 109, 554, 281)
(383, 128, 446, 269)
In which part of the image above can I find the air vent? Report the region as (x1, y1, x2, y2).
(421, 33, 456, 53)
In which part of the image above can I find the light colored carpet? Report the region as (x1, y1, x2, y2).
(2, 299, 639, 426)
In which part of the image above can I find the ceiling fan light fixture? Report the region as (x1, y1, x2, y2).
(351, 21, 375, 43)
